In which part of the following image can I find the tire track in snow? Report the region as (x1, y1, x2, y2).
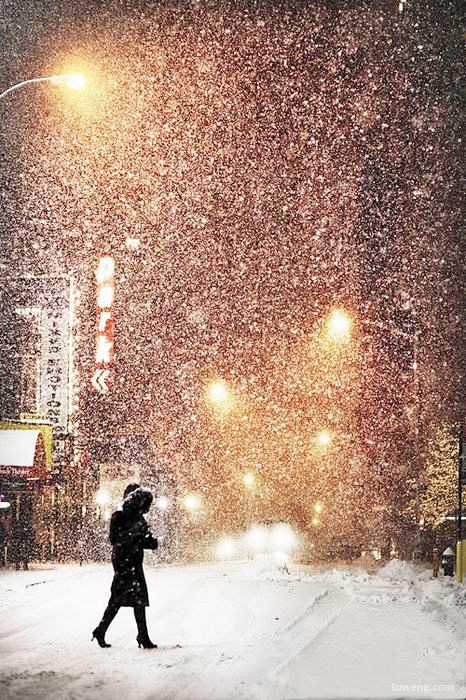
(265, 588, 349, 700)
(172, 585, 350, 700)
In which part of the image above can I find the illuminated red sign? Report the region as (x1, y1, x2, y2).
(91, 255, 114, 394)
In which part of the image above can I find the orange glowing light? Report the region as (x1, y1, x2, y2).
(206, 380, 233, 412)
(243, 472, 255, 488)
(326, 309, 352, 341)
(317, 431, 332, 447)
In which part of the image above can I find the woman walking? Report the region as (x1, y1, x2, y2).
(92, 484, 158, 649)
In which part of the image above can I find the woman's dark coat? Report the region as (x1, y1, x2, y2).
(109, 490, 157, 607)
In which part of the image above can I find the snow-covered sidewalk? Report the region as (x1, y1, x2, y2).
(0, 557, 465, 699)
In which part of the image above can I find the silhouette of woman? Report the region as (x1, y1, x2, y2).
(92, 484, 158, 648)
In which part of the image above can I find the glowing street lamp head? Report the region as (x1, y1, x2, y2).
(206, 379, 233, 413)
(65, 72, 86, 91)
(243, 472, 256, 489)
(327, 309, 352, 342)
(317, 430, 332, 447)
(208, 380, 229, 403)
(183, 493, 201, 512)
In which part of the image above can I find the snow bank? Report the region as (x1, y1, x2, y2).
(235, 553, 292, 580)
(379, 558, 430, 583)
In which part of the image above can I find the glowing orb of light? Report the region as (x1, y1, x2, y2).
(327, 309, 352, 341)
(215, 537, 236, 559)
(183, 493, 201, 512)
(65, 72, 86, 91)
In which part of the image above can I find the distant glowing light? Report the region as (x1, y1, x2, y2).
(326, 309, 352, 342)
(156, 496, 170, 510)
(243, 472, 255, 489)
(206, 380, 233, 412)
(270, 523, 297, 551)
(314, 502, 323, 514)
(312, 517, 320, 526)
(317, 431, 332, 447)
(95, 489, 111, 506)
(208, 381, 229, 403)
(183, 493, 201, 512)
(244, 523, 298, 556)
(245, 525, 267, 553)
(216, 537, 236, 559)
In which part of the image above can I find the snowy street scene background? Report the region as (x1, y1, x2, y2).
(0, 0, 464, 698)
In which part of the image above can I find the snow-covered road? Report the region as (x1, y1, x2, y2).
(0, 557, 465, 700)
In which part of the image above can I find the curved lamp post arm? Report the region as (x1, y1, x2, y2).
(0, 75, 67, 100)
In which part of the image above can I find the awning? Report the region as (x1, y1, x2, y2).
(0, 429, 47, 479)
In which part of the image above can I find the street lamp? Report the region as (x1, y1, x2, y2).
(206, 379, 234, 414)
(326, 309, 352, 342)
(183, 493, 202, 512)
(316, 430, 332, 448)
(0, 72, 86, 100)
(243, 472, 256, 489)
(327, 307, 422, 556)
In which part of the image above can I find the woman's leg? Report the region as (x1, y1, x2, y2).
(134, 606, 157, 648)
(92, 598, 120, 647)
(98, 598, 120, 632)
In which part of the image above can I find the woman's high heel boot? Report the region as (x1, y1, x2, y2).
(134, 606, 157, 648)
(92, 626, 111, 648)
(136, 634, 157, 649)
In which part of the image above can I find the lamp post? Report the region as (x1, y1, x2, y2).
(0, 73, 86, 100)
(1, 71, 88, 562)
(324, 308, 422, 556)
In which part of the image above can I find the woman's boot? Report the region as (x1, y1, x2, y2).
(92, 600, 119, 648)
(134, 606, 157, 649)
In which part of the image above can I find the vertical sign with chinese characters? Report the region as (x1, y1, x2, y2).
(91, 255, 115, 394)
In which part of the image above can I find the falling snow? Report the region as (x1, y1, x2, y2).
(0, 0, 464, 660)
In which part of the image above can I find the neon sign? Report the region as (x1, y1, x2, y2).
(91, 255, 114, 394)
